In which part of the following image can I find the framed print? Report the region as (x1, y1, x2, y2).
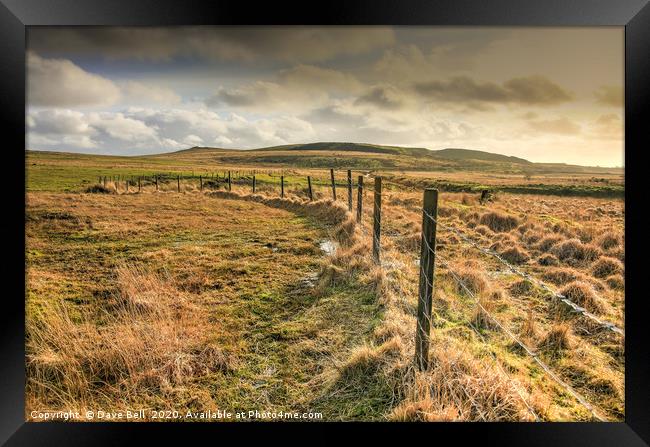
(1, 0, 649, 444)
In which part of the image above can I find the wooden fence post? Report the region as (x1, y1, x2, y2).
(330, 169, 337, 201)
(126, 179, 129, 192)
(357, 176, 363, 224)
(307, 176, 313, 201)
(347, 170, 352, 212)
(200, 175, 203, 191)
(253, 175, 256, 193)
(138, 177, 141, 192)
(103, 176, 107, 188)
(281, 175, 284, 198)
(415, 188, 439, 371)
(155, 175, 158, 191)
(228, 171, 231, 191)
(177, 175, 180, 192)
(372, 177, 382, 264)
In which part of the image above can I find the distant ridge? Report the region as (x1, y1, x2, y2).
(182, 142, 532, 165)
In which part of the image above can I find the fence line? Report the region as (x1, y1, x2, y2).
(90, 168, 621, 421)
(432, 247, 606, 421)
(417, 207, 624, 336)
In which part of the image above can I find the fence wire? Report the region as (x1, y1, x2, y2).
(416, 207, 624, 337)
(428, 243, 607, 422)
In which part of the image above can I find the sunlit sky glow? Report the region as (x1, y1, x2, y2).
(26, 26, 624, 167)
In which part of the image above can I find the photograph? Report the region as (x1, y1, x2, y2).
(24, 25, 626, 423)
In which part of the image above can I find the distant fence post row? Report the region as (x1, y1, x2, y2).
(94, 169, 440, 373)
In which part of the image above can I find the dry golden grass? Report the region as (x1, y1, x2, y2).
(25, 161, 625, 422)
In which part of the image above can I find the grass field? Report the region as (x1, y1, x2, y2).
(25, 148, 625, 421)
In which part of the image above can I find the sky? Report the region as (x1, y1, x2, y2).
(26, 26, 624, 167)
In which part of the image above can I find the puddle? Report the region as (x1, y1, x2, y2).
(319, 239, 337, 256)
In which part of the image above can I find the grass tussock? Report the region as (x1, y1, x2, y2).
(550, 238, 601, 266)
(26, 265, 233, 415)
(605, 274, 624, 290)
(537, 253, 560, 266)
(479, 211, 519, 233)
(560, 281, 604, 314)
(84, 184, 114, 194)
(591, 256, 624, 279)
(540, 324, 572, 354)
(536, 235, 563, 252)
(595, 232, 622, 251)
(450, 264, 489, 296)
(499, 246, 530, 264)
(392, 345, 534, 422)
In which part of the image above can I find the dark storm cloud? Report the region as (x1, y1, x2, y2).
(27, 27, 395, 63)
(414, 75, 573, 106)
(354, 86, 404, 110)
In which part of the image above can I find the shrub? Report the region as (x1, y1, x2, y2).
(479, 211, 519, 233)
(591, 256, 624, 279)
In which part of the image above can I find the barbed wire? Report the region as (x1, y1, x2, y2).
(414, 236, 539, 421)
(427, 243, 607, 422)
(415, 207, 625, 337)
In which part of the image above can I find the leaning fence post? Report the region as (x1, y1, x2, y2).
(357, 176, 363, 224)
(330, 169, 337, 201)
(252, 175, 256, 193)
(307, 176, 313, 201)
(347, 170, 352, 212)
(228, 171, 231, 191)
(415, 188, 439, 371)
(372, 177, 382, 264)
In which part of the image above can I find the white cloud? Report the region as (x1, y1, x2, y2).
(88, 112, 159, 141)
(120, 81, 182, 105)
(27, 107, 317, 153)
(27, 52, 121, 107)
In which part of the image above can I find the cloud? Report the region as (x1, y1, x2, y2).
(27, 107, 317, 153)
(88, 112, 159, 141)
(205, 65, 362, 112)
(276, 64, 363, 93)
(527, 117, 581, 135)
(28, 27, 396, 63)
(120, 81, 182, 105)
(503, 76, 574, 105)
(594, 85, 623, 107)
(588, 113, 623, 140)
(354, 86, 405, 110)
(414, 75, 573, 106)
(27, 52, 121, 107)
(205, 82, 279, 108)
